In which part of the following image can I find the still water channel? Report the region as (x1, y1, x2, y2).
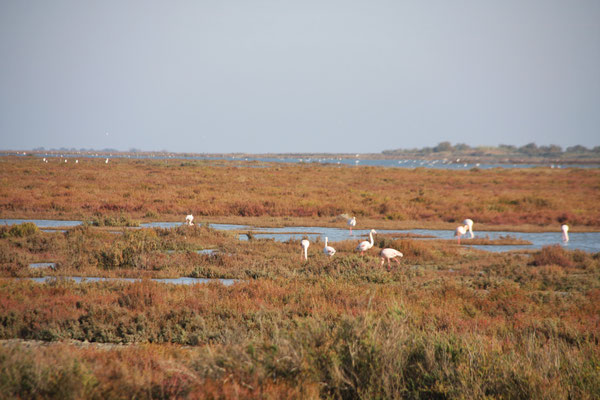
(2, 219, 598, 253)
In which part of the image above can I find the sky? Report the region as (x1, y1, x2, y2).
(1, 1, 599, 153)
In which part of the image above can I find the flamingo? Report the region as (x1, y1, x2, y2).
(463, 218, 474, 238)
(455, 225, 467, 244)
(105, 158, 109, 164)
(347, 216, 356, 235)
(380, 248, 403, 270)
(324, 237, 336, 257)
(356, 229, 377, 255)
(185, 214, 194, 226)
(561, 224, 569, 242)
(301, 239, 310, 260)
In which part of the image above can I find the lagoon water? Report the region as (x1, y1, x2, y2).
(29, 263, 56, 269)
(17, 276, 237, 286)
(2, 219, 599, 253)
(5, 152, 599, 170)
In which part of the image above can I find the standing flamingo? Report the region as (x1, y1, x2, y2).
(301, 239, 310, 260)
(463, 219, 474, 238)
(347, 216, 356, 235)
(455, 225, 467, 244)
(185, 214, 194, 226)
(561, 224, 569, 242)
(356, 229, 377, 255)
(380, 248, 403, 270)
(324, 237, 336, 257)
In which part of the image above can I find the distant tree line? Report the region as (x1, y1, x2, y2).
(382, 142, 600, 157)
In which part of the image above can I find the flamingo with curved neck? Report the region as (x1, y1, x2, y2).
(380, 248, 403, 270)
(463, 219, 474, 238)
(356, 229, 377, 255)
(324, 237, 336, 257)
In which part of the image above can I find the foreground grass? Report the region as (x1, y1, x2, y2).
(1, 223, 599, 398)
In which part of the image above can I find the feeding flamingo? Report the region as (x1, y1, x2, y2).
(380, 248, 403, 270)
(301, 239, 310, 260)
(561, 224, 569, 242)
(324, 237, 336, 257)
(356, 229, 377, 255)
(347, 216, 356, 235)
(455, 225, 467, 244)
(185, 214, 194, 226)
(463, 219, 474, 238)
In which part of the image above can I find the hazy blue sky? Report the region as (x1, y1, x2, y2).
(1, 1, 599, 153)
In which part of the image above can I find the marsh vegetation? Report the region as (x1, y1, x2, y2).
(1, 156, 599, 398)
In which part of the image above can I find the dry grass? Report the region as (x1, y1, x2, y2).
(1, 156, 599, 228)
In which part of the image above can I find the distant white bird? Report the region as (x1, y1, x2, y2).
(380, 248, 403, 270)
(185, 214, 194, 226)
(42, 158, 46, 162)
(347, 216, 356, 235)
(105, 158, 109, 164)
(301, 239, 310, 260)
(463, 218, 474, 238)
(455, 225, 467, 244)
(561, 224, 569, 242)
(75, 160, 78, 164)
(356, 229, 377, 255)
(324, 237, 336, 257)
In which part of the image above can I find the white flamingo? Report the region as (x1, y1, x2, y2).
(324, 237, 336, 257)
(561, 224, 569, 242)
(455, 225, 467, 244)
(185, 214, 194, 226)
(463, 218, 474, 238)
(356, 229, 377, 255)
(105, 158, 109, 164)
(347, 216, 356, 235)
(380, 248, 403, 270)
(301, 239, 310, 260)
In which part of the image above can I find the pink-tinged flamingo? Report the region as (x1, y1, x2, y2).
(185, 214, 194, 226)
(356, 229, 377, 255)
(561, 224, 569, 242)
(347, 216, 356, 235)
(455, 225, 467, 244)
(301, 239, 310, 260)
(324, 237, 336, 257)
(380, 248, 403, 270)
(463, 219, 474, 238)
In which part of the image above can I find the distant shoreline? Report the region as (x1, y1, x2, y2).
(2, 150, 600, 166)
